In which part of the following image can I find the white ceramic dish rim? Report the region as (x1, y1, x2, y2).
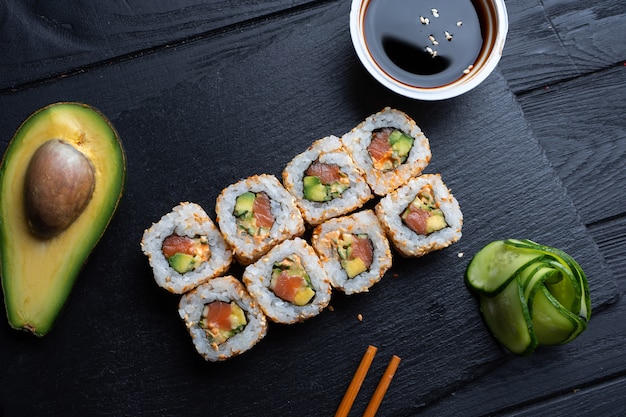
(349, 0, 509, 101)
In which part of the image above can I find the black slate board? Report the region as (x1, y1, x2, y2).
(0, 2, 618, 416)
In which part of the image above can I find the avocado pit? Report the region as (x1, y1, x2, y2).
(24, 139, 96, 238)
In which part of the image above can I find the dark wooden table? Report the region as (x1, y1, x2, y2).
(0, 1, 624, 416)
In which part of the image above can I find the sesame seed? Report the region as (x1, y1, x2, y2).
(445, 31, 453, 41)
(456, 21, 463, 27)
(431, 50, 438, 58)
(328, 305, 334, 312)
(357, 313, 363, 322)
(457, 252, 464, 258)
(420, 16, 430, 25)
(431, 8, 439, 18)
(463, 69, 470, 74)
(426, 46, 434, 54)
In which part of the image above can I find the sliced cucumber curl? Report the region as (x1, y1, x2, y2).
(465, 239, 591, 355)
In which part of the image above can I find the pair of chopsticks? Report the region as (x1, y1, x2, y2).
(335, 345, 401, 417)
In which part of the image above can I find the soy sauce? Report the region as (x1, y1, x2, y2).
(364, 0, 485, 88)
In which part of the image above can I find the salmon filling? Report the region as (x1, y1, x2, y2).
(161, 234, 211, 274)
(367, 127, 414, 171)
(234, 191, 275, 237)
(329, 231, 374, 278)
(401, 185, 448, 235)
(270, 255, 315, 306)
(199, 300, 247, 346)
(303, 161, 350, 202)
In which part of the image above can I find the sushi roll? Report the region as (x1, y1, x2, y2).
(178, 275, 268, 361)
(282, 135, 373, 225)
(375, 174, 463, 257)
(341, 107, 431, 196)
(216, 174, 305, 265)
(243, 237, 332, 324)
(141, 202, 233, 294)
(311, 210, 392, 295)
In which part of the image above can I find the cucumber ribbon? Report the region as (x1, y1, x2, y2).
(465, 239, 591, 355)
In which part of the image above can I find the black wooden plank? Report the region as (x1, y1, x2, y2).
(417, 218, 626, 416)
(0, 0, 322, 90)
(500, 0, 579, 93)
(509, 375, 626, 417)
(4, 0, 623, 94)
(415, 287, 626, 416)
(0, 1, 618, 416)
(543, 0, 626, 71)
(516, 65, 626, 225)
(499, 0, 625, 93)
(589, 217, 626, 285)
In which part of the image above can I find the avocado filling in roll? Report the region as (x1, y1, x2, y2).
(199, 301, 248, 346)
(270, 255, 315, 306)
(234, 191, 275, 237)
(367, 127, 414, 171)
(303, 161, 350, 202)
(330, 232, 374, 279)
(401, 184, 448, 235)
(161, 234, 211, 274)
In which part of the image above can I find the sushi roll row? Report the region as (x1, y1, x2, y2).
(140, 107, 462, 361)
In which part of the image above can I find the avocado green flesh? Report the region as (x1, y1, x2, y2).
(388, 130, 413, 158)
(303, 176, 329, 202)
(168, 253, 196, 274)
(0, 102, 126, 336)
(234, 192, 255, 216)
(303, 175, 349, 202)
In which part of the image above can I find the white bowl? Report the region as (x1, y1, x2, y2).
(350, 0, 509, 101)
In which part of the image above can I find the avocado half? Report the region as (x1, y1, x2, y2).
(0, 102, 126, 336)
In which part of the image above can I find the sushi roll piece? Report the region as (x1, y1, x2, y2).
(243, 237, 332, 324)
(178, 275, 268, 361)
(282, 135, 373, 225)
(341, 107, 431, 196)
(311, 210, 392, 295)
(216, 174, 305, 265)
(141, 202, 233, 294)
(375, 174, 463, 257)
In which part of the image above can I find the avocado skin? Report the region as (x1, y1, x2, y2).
(0, 102, 126, 336)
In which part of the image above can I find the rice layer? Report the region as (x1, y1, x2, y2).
(178, 275, 267, 362)
(215, 174, 305, 265)
(141, 202, 233, 294)
(243, 237, 332, 324)
(375, 174, 463, 257)
(282, 135, 373, 225)
(311, 210, 392, 295)
(341, 107, 431, 196)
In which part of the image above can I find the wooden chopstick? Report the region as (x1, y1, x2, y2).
(334, 345, 378, 417)
(362, 355, 401, 417)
